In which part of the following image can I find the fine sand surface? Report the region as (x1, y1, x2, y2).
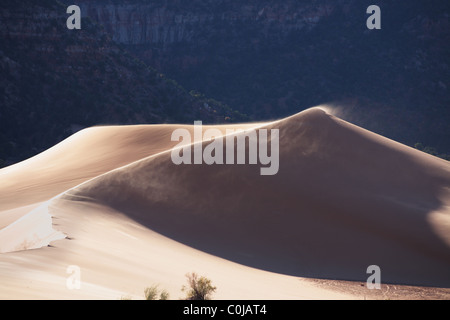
(1, 107, 449, 299)
(0, 123, 259, 212)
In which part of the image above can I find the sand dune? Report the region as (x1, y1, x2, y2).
(0, 123, 260, 212)
(56, 107, 450, 287)
(1, 107, 449, 299)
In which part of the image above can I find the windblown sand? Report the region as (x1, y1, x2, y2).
(1, 107, 449, 299)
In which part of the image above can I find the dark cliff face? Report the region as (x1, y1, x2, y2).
(74, 0, 450, 156)
(78, 0, 334, 45)
(0, 0, 245, 165)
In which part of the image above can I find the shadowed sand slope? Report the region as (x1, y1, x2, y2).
(58, 108, 450, 288)
(0, 198, 354, 300)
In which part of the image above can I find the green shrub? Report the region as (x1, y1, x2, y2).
(144, 285, 159, 300)
(159, 289, 170, 300)
(182, 272, 216, 300)
(144, 284, 170, 300)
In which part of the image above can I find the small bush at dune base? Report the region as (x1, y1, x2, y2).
(144, 285, 170, 300)
(182, 272, 217, 300)
(159, 290, 170, 300)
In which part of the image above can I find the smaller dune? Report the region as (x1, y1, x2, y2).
(0, 202, 65, 253)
